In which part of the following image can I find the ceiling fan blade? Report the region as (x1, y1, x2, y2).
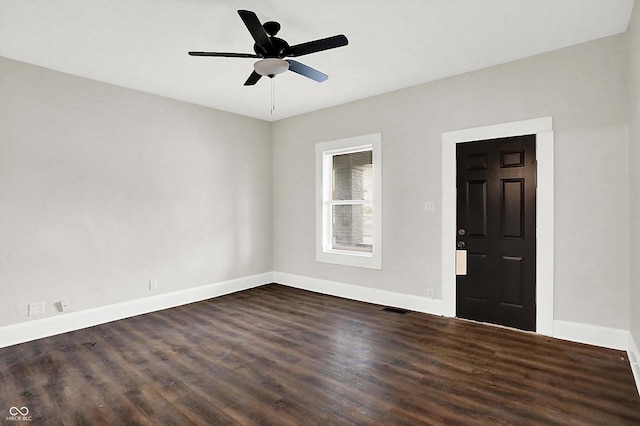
(238, 10, 273, 53)
(188, 51, 260, 58)
(285, 34, 348, 57)
(244, 70, 263, 86)
(286, 60, 328, 83)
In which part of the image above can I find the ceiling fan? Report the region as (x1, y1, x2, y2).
(188, 10, 348, 86)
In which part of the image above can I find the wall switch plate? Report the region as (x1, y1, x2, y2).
(28, 302, 45, 317)
(149, 279, 158, 290)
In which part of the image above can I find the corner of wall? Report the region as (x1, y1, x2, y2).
(629, 332, 640, 397)
(628, 0, 640, 398)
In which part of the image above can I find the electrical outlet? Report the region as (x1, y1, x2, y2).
(149, 279, 158, 291)
(426, 289, 434, 299)
(60, 299, 71, 312)
(28, 302, 45, 317)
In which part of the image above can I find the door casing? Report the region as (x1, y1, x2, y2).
(441, 117, 554, 336)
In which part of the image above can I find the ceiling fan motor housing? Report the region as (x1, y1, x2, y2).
(254, 36, 289, 58)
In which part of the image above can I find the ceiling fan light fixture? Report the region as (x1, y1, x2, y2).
(254, 58, 289, 77)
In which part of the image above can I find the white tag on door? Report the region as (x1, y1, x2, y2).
(456, 250, 467, 275)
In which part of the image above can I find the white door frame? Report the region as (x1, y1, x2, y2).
(441, 117, 554, 336)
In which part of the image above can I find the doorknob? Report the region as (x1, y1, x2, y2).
(457, 241, 466, 249)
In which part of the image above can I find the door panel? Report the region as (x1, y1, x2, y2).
(467, 253, 488, 301)
(500, 255, 523, 306)
(501, 179, 524, 238)
(466, 153, 488, 170)
(456, 135, 536, 331)
(467, 180, 488, 237)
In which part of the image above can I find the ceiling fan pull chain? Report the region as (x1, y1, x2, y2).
(271, 78, 276, 115)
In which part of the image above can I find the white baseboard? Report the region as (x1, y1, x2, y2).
(273, 271, 444, 316)
(629, 332, 640, 397)
(3, 271, 639, 398)
(0, 272, 273, 349)
(553, 320, 629, 351)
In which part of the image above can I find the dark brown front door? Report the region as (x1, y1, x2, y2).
(456, 135, 536, 331)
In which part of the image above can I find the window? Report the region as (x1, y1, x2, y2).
(316, 133, 381, 269)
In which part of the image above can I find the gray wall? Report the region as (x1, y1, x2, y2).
(273, 34, 630, 330)
(629, 2, 640, 345)
(0, 57, 273, 327)
(1, 27, 635, 335)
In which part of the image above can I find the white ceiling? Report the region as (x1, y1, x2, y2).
(0, 0, 635, 122)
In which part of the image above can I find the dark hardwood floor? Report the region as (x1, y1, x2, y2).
(1, 284, 639, 425)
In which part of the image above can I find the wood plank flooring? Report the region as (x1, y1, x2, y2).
(1, 284, 639, 425)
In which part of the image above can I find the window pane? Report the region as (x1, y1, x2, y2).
(332, 204, 373, 252)
(332, 150, 372, 201)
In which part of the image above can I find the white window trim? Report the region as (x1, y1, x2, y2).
(316, 133, 382, 269)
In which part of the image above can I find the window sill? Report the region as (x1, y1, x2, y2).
(316, 249, 381, 270)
